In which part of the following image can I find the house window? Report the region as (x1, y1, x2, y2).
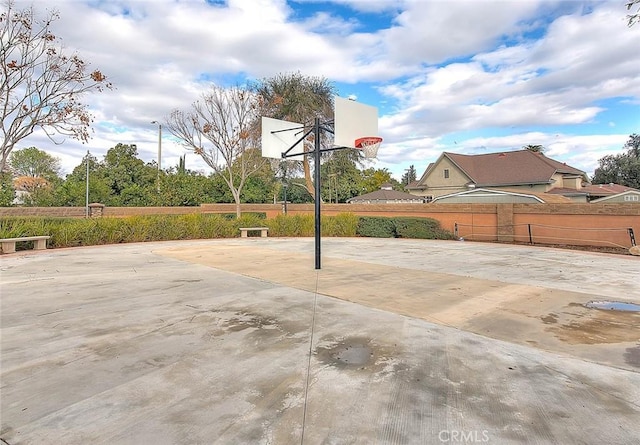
(624, 195, 639, 202)
(444, 169, 450, 179)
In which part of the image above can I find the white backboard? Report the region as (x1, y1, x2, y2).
(333, 96, 379, 149)
(261, 117, 305, 160)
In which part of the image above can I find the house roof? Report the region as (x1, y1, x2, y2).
(348, 188, 424, 203)
(545, 187, 589, 197)
(432, 188, 571, 204)
(581, 183, 638, 196)
(438, 150, 587, 187)
(590, 190, 640, 203)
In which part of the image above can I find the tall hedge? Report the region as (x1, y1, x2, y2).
(356, 216, 454, 240)
(0, 213, 453, 252)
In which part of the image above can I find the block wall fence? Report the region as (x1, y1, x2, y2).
(1, 203, 638, 248)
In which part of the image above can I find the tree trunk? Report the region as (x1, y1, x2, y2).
(303, 156, 315, 199)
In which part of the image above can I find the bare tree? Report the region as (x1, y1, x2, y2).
(166, 85, 264, 217)
(0, 1, 112, 172)
(627, 0, 640, 26)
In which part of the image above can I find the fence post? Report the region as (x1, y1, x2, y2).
(528, 224, 533, 244)
(629, 228, 636, 247)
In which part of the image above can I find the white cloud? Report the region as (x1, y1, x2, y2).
(7, 0, 638, 184)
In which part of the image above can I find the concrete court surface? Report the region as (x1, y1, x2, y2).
(0, 238, 638, 445)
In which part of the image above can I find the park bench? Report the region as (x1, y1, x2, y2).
(0, 236, 51, 254)
(239, 227, 269, 238)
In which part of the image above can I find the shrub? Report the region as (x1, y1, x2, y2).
(0, 213, 454, 251)
(269, 214, 315, 237)
(393, 217, 455, 240)
(356, 216, 454, 240)
(356, 216, 397, 238)
(322, 212, 358, 237)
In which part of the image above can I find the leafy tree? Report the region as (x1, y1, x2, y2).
(361, 168, 395, 194)
(55, 152, 110, 206)
(523, 144, 545, 153)
(240, 151, 277, 203)
(254, 72, 336, 198)
(320, 150, 364, 202)
(278, 178, 313, 203)
(401, 165, 417, 186)
(0, 171, 15, 205)
(97, 143, 157, 205)
(157, 167, 215, 206)
(166, 85, 264, 217)
(0, 0, 112, 172)
(592, 134, 640, 189)
(8, 146, 61, 181)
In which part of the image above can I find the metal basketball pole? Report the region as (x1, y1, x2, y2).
(314, 118, 321, 270)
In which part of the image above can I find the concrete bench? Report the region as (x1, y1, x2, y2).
(239, 227, 269, 238)
(0, 236, 51, 254)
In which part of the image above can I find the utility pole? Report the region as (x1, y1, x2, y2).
(151, 121, 162, 192)
(85, 150, 90, 218)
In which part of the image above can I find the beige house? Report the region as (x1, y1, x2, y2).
(407, 150, 589, 202)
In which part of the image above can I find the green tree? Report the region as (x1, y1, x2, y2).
(157, 167, 215, 206)
(55, 152, 110, 206)
(401, 165, 417, 186)
(8, 146, 61, 180)
(101, 143, 157, 205)
(7, 147, 62, 204)
(0, 171, 15, 206)
(523, 144, 545, 153)
(592, 134, 640, 188)
(1, 1, 112, 172)
(361, 168, 396, 194)
(278, 178, 313, 203)
(254, 72, 336, 198)
(320, 150, 363, 203)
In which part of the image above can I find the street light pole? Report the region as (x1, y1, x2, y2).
(85, 150, 90, 218)
(151, 121, 162, 192)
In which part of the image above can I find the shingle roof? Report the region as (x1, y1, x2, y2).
(581, 183, 638, 196)
(444, 150, 586, 186)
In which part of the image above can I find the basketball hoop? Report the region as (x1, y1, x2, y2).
(355, 136, 383, 159)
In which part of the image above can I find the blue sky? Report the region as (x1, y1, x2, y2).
(16, 0, 640, 181)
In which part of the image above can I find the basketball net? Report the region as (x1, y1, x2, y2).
(355, 137, 383, 159)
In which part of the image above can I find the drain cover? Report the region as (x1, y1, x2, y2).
(584, 300, 640, 312)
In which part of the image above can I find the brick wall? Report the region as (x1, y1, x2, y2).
(2, 203, 638, 248)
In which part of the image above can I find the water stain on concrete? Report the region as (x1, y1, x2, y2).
(623, 345, 640, 368)
(550, 309, 640, 345)
(315, 337, 402, 374)
(221, 312, 279, 332)
(316, 337, 375, 369)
